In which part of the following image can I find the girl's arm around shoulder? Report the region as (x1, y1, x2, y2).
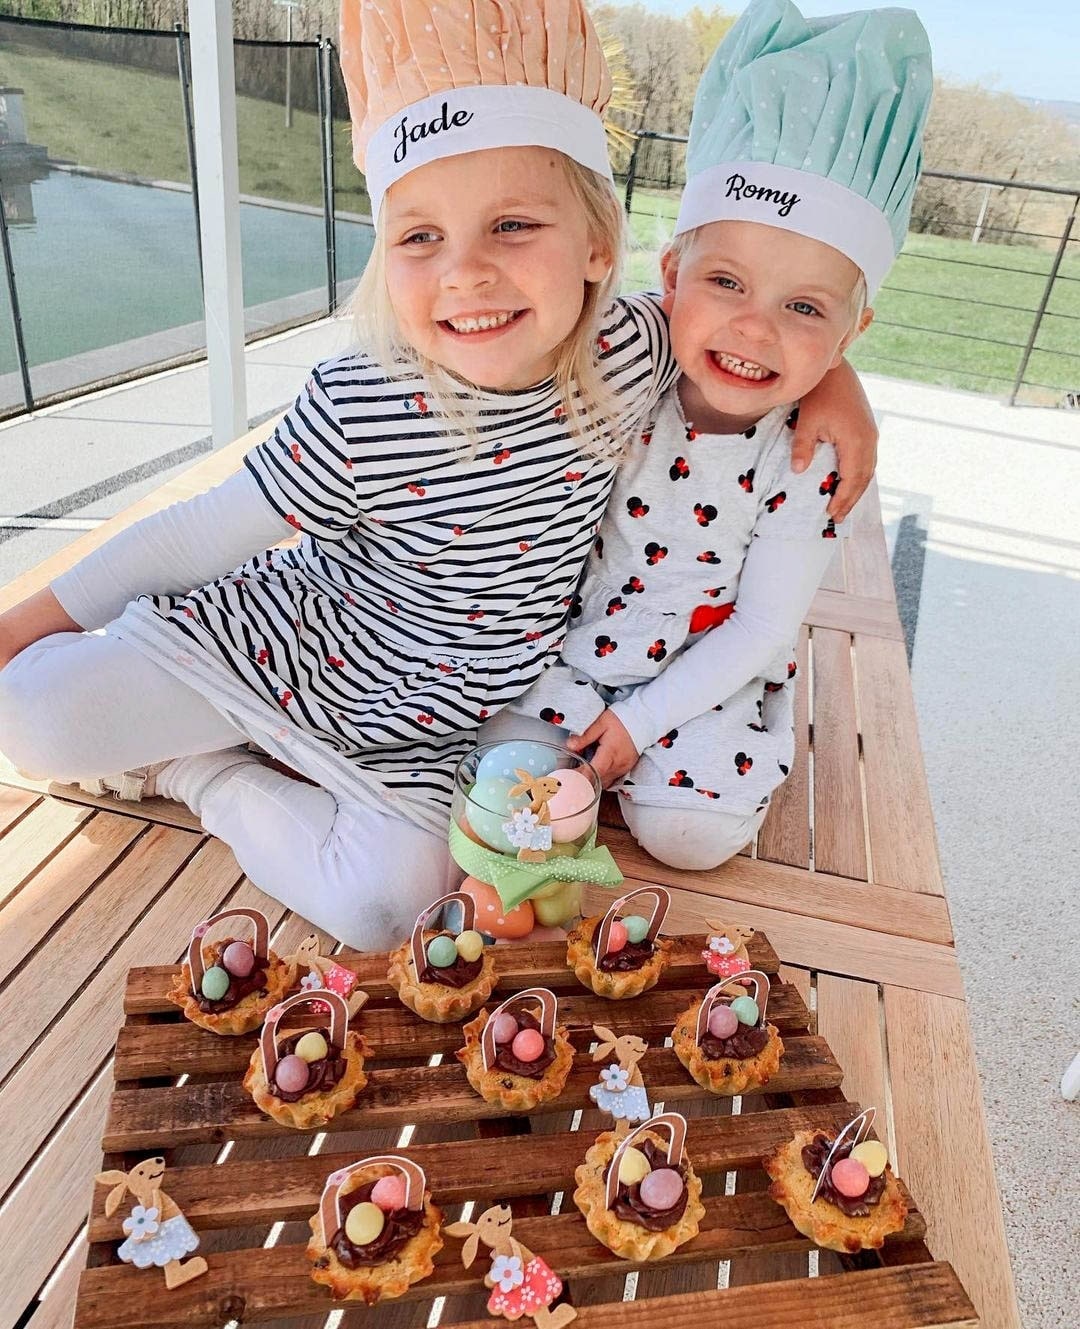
(789, 358, 877, 522)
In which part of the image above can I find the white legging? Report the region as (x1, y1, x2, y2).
(0, 631, 451, 949)
(476, 711, 766, 869)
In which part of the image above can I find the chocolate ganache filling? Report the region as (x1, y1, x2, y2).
(802, 1133, 887, 1217)
(419, 931, 484, 987)
(605, 1139, 689, 1231)
(699, 1021, 769, 1062)
(193, 938, 269, 1013)
(594, 931, 655, 974)
(270, 1026, 347, 1101)
(491, 1010, 556, 1079)
(330, 1181, 424, 1267)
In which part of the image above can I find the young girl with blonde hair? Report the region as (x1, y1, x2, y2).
(0, 0, 875, 947)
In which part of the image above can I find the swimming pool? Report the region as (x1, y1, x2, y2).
(0, 169, 373, 404)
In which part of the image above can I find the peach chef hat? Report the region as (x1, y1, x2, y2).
(340, 0, 614, 223)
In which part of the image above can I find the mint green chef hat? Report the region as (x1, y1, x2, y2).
(674, 0, 932, 297)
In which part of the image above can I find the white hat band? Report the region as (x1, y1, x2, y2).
(365, 85, 613, 225)
(674, 162, 896, 298)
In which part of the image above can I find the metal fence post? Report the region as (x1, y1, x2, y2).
(0, 187, 33, 413)
(624, 135, 642, 217)
(175, 22, 203, 289)
(1009, 193, 1078, 405)
(315, 35, 336, 315)
(325, 37, 338, 311)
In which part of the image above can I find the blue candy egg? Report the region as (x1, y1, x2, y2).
(465, 775, 523, 853)
(475, 740, 560, 785)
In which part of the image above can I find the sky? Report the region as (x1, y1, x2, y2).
(609, 0, 1080, 104)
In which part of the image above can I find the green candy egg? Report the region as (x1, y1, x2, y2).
(622, 914, 650, 944)
(200, 965, 230, 1001)
(426, 934, 458, 968)
(730, 995, 760, 1026)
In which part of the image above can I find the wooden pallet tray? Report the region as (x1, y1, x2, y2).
(75, 932, 978, 1329)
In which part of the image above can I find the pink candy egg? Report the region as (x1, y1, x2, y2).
(707, 1004, 740, 1040)
(830, 1158, 870, 1198)
(638, 1167, 684, 1210)
(492, 1012, 519, 1044)
(547, 768, 597, 842)
(275, 1054, 310, 1094)
(222, 940, 255, 977)
(511, 1028, 546, 1062)
(371, 1174, 407, 1213)
(606, 920, 628, 953)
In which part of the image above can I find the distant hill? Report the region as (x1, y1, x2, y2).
(1021, 97, 1080, 129)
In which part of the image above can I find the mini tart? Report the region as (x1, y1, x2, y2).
(243, 1030, 370, 1129)
(573, 1128, 705, 1261)
(566, 914, 673, 1000)
(167, 940, 296, 1035)
(763, 1129, 908, 1253)
(386, 929, 497, 1023)
(456, 1009, 575, 1111)
(307, 1162, 444, 1303)
(671, 1002, 784, 1095)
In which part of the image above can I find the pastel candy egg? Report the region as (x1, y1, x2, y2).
(200, 965, 230, 1001)
(476, 740, 559, 784)
(830, 1157, 870, 1198)
(606, 920, 628, 953)
(460, 876, 535, 940)
(222, 940, 255, 977)
(492, 1012, 519, 1044)
(511, 1027, 546, 1062)
(371, 1175, 407, 1213)
(295, 1031, 328, 1063)
(729, 995, 760, 1026)
(708, 1004, 740, 1040)
(850, 1140, 889, 1178)
(345, 1201, 386, 1247)
(623, 914, 650, 944)
(455, 929, 485, 962)
(465, 776, 521, 852)
(618, 1146, 652, 1186)
(275, 1054, 310, 1094)
(426, 935, 458, 968)
(547, 767, 597, 841)
(638, 1167, 685, 1210)
(532, 881, 580, 927)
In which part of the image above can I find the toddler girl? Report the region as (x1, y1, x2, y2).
(497, 0, 931, 871)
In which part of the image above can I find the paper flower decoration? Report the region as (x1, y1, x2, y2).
(491, 1252, 525, 1292)
(599, 1064, 630, 1092)
(122, 1205, 160, 1239)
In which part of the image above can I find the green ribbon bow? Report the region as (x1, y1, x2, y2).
(449, 820, 623, 910)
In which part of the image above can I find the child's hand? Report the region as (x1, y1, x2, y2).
(790, 358, 877, 523)
(566, 709, 639, 788)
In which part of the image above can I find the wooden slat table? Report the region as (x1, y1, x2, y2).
(66, 932, 979, 1329)
(0, 422, 1020, 1328)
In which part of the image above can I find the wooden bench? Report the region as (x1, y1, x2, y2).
(0, 423, 1020, 1329)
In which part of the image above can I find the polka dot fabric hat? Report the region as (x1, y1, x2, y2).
(673, 0, 932, 296)
(340, 0, 614, 223)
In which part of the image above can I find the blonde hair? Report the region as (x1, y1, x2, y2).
(350, 154, 628, 460)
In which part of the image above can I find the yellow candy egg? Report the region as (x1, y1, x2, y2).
(618, 1146, 652, 1186)
(345, 1201, 386, 1247)
(455, 929, 485, 963)
(850, 1140, 889, 1178)
(295, 1031, 329, 1063)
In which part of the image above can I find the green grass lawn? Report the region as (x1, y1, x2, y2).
(0, 37, 370, 214)
(2, 36, 1076, 405)
(624, 186, 1080, 404)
